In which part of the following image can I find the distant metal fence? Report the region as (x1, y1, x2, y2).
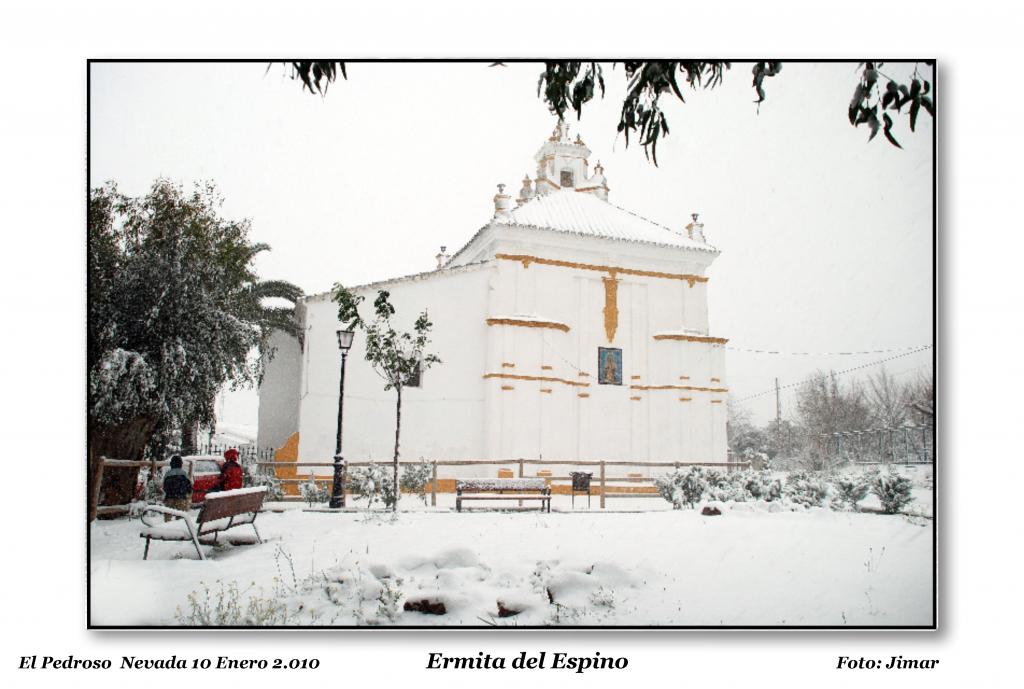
(187, 444, 276, 461)
(820, 424, 934, 466)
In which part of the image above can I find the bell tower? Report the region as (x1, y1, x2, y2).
(531, 121, 609, 200)
(533, 120, 591, 195)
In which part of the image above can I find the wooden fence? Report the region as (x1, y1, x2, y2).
(94, 457, 748, 515)
(256, 458, 749, 509)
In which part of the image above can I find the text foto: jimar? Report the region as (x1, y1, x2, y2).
(837, 656, 940, 670)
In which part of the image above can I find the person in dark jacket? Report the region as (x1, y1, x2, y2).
(162, 455, 193, 520)
(217, 448, 244, 492)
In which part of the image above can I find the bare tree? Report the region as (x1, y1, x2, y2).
(904, 371, 935, 424)
(866, 367, 909, 428)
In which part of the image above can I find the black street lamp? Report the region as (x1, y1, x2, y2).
(329, 328, 355, 508)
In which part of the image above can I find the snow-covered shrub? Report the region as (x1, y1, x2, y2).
(299, 472, 329, 506)
(399, 461, 434, 504)
(139, 466, 164, 503)
(375, 577, 403, 623)
(347, 464, 398, 509)
(871, 468, 915, 514)
(706, 469, 749, 502)
(738, 469, 783, 502)
(742, 447, 772, 471)
(785, 471, 830, 507)
(831, 474, 871, 511)
(349, 462, 434, 509)
(243, 456, 283, 501)
(655, 467, 708, 509)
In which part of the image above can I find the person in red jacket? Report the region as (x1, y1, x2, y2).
(217, 448, 244, 492)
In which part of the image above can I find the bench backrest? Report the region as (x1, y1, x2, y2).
(198, 487, 268, 522)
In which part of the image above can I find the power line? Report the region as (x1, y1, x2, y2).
(723, 343, 933, 357)
(733, 346, 933, 403)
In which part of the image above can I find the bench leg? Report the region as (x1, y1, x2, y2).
(252, 523, 262, 544)
(143, 537, 151, 561)
(189, 529, 206, 561)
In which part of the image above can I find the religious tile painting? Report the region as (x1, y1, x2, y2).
(598, 347, 623, 385)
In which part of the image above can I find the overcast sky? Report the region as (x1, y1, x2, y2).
(89, 61, 934, 428)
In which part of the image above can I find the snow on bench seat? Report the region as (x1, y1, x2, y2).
(455, 478, 551, 513)
(456, 478, 548, 491)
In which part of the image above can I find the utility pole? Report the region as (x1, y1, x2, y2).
(774, 377, 782, 432)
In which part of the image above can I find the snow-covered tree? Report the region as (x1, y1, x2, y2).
(726, 399, 767, 459)
(796, 371, 871, 469)
(299, 472, 329, 506)
(332, 287, 441, 512)
(88, 180, 301, 519)
(871, 468, 915, 514)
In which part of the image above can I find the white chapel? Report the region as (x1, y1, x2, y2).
(258, 122, 729, 475)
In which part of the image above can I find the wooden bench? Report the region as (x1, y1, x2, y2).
(456, 478, 551, 512)
(139, 486, 268, 560)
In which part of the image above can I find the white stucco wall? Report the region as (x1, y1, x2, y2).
(259, 225, 728, 474)
(295, 264, 492, 464)
(256, 327, 303, 452)
(478, 228, 727, 470)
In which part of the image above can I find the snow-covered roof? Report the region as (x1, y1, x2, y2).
(496, 189, 717, 253)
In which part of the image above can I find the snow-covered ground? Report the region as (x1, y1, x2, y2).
(90, 488, 933, 627)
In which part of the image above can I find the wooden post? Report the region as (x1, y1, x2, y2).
(599, 461, 606, 509)
(431, 462, 437, 507)
(518, 459, 524, 507)
(90, 456, 106, 522)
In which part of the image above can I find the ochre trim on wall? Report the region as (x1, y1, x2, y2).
(679, 397, 692, 402)
(501, 385, 515, 391)
(486, 317, 570, 333)
(603, 275, 619, 343)
(578, 392, 590, 398)
(273, 432, 301, 496)
(631, 384, 729, 393)
(483, 372, 590, 387)
(653, 334, 729, 344)
(630, 396, 642, 401)
(496, 253, 708, 286)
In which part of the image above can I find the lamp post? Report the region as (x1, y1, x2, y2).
(329, 328, 355, 509)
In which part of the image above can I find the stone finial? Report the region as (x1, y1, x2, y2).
(516, 174, 535, 207)
(435, 245, 451, 270)
(493, 183, 512, 220)
(549, 119, 570, 142)
(685, 212, 705, 242)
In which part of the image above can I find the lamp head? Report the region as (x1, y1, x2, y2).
(336, 328, 355, 351)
